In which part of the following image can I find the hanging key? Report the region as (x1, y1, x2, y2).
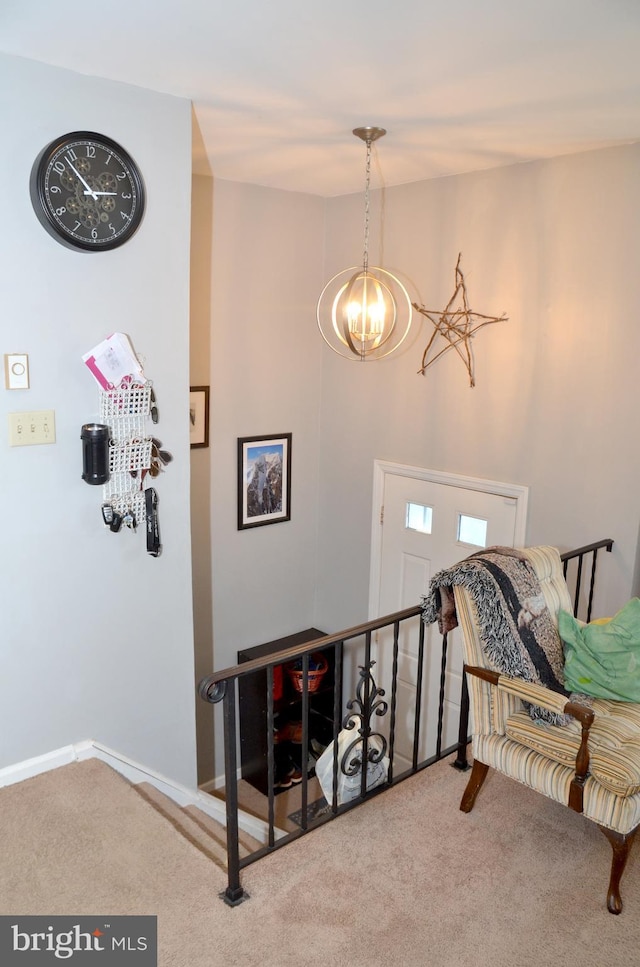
(123, 510, 137, 532)
(109, 511, 123, 533)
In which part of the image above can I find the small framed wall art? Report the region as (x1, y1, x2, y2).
(190, 386, 210, 448)
(238, 433, 292, 529)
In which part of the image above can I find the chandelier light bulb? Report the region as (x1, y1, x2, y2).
(334, 271, 396, 349)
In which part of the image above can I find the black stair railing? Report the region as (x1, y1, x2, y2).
(561, 538, 614, 621)
(198, 607, 429, 905)
(199, 537, 613, 906)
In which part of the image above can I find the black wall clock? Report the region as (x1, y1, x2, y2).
(30, 131, 145, 252)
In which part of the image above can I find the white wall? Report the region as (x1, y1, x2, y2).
(0, 54, 197, 786)
(315, 144, 640, 632)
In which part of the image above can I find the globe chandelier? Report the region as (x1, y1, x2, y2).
(316, 127, 412, 361)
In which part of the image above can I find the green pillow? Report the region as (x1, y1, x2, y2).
(560, 598, 640, 702)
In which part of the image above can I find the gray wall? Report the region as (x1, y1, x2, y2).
(0, 54, 197, 786)
(189, 178, 325, 779)
(208, 180, 325, 645)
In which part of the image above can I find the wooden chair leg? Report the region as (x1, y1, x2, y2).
(460, 759, 489, 813)
(598, 825, 639, 914)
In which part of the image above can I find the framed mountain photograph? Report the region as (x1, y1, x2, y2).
(237, 433, 292, 529)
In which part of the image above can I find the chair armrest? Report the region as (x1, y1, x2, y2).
(464, 664, 594, 724)
(464, 664, 595, 813)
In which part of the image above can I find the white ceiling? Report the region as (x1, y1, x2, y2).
(3, 0, 640, 197)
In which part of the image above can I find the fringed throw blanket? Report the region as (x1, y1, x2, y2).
(421, 547, 571, 725)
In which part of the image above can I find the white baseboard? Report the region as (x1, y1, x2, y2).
(198, 777, 220, 794)
(0, 745, 78, 787)
(199, 766, 241, 795)
(0, 741, 275, 845)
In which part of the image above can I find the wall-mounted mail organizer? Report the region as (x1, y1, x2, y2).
(100, 383, 152, 443)
(100, 382, 152, 526)
(81, 334, 163, 555)
(81, 381, 163, 555)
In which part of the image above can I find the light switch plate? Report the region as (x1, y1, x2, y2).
(8, 410, 56, 446)
(4, 354, 30, 390)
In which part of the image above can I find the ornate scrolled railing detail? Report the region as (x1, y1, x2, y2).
(198, 676, 228, 704)
(340, 660, 388, 776)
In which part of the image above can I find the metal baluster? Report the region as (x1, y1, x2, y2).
(266, 665, 276, 847)
(360, 632, 372, 798)
(435, 631, 448, 759)
(452, 672, 470, 771)
(586, 550, 598, 623)
(387, 620, 400, 783)
(412, 618, 426, 771)
(330, 643, 342, 814)
(573, 554, 584, 617)
(300, 652, 310, 828)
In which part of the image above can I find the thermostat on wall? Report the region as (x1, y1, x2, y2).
(4, 354, 30, 390)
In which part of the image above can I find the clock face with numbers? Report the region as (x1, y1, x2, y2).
(30, 131, 145, 252)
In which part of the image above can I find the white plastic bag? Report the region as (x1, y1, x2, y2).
(315, 715, 389, 806)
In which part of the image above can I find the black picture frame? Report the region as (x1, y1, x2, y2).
(238, 433, 292, 529)
(190, 386, 210, 448)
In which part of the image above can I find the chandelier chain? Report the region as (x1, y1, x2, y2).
(362, 136, 372, 274)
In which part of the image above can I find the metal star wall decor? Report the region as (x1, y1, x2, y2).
(413, 253, 507, 387)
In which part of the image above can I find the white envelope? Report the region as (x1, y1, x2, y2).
(82, 332, 145, 389)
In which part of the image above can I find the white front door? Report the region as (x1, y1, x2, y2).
(369, 462, 528, 773)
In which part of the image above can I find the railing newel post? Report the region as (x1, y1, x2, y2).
(220, 678, 248, 906)
(198, 674, 249, 906)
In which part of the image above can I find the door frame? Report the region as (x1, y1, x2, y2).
(368, 460, 529, 618)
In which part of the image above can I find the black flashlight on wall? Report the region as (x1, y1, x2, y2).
(81, 423, 110, 485)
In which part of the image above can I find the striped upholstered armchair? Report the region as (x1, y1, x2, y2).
(447, 546, 640, 914)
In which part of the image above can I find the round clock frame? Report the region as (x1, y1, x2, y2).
(30, 131, 146, 252)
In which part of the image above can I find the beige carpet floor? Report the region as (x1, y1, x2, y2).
(1, 754, 639, 966)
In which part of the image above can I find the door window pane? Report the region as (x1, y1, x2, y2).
(406, 501, 433, 534)
(458, 513, 487, 547)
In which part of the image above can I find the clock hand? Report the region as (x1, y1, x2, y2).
(85, 191, 117, 196)
(68, 162, 98, 200)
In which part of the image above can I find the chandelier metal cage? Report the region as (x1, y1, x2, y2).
(316, 127, 412, 361)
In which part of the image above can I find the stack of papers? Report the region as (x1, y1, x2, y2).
(82, 333, 145, 390)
